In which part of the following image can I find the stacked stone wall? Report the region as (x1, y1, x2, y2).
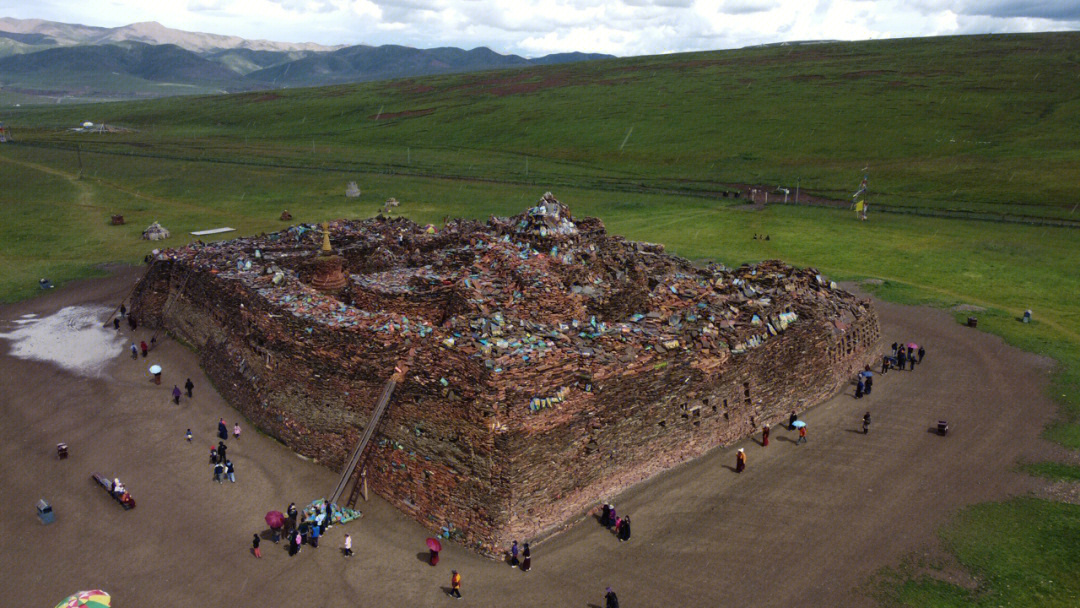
(130, 208, 880, 554)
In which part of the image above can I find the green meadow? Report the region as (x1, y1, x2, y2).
(2, 32, 1080, 606)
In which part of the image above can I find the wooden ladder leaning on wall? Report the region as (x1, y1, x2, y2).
(329, 347, 415, 509)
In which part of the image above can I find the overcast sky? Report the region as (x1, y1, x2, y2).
(4, 0, 1079, 56)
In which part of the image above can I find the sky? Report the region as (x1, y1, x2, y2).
(3, 0, 1079, 56)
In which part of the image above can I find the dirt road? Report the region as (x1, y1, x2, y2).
(0, 268, 1057, 607)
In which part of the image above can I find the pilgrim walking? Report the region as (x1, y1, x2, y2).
(617, 515, 631, 542)
(761, 424, 770, 447)
(252, 533, 262, 558)
(605, 587, 620, 608)
(735, 448, 746, 473)
(185, 378, 195, 398)
(449, 570, 462, 599)
(172, 385, 182, 405)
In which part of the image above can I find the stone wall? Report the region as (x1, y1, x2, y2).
(130, 202, 879, 554)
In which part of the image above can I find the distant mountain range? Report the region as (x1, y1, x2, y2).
(0, 18, 614, 103)
(0, 17, 342, 53)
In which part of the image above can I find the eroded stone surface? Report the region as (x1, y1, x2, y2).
(131, 195, 879, 552)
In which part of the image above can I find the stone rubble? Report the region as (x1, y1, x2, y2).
(131, 193, 879, 554)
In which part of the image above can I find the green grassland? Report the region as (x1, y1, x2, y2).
(5, 32, 1080, 219)
(2, 32, 1080, 606)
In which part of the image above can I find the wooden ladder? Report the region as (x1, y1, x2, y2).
(328, 348, 415, 508)
(149, 268, 193, 344)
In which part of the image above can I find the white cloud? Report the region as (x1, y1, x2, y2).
(2, 0, 1077, 56)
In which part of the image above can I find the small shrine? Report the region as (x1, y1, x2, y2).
(308, 222, 348, 292)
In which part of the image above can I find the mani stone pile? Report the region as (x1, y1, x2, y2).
(130, 193, 880, 553)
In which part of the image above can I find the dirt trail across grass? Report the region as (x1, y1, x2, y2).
(0, 151, 215, 217)
(0, 150, 96, 208)
(0, 269, 1058, 607)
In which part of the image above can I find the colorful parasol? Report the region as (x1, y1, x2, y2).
(426, 537, 442, 552)
(54, 590, 111, 608)
(265, 511, 285, 528)
(148, 365, 162, 375)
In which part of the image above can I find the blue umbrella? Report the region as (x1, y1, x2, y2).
(861, 370, 873, 378)
(791, 420, 807, 428)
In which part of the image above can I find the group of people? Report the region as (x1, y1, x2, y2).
(507, 540, 532, 572)
(599, 503, 632, 541)
(117, 301, 202, 407)
(171, 378, 195, 404)
(208, 419, 241, 483)
(274, 501, 341, 557)
(882, 342, 926, 373)
(113, 304, 136, 332)
(855, 369, 874, 398)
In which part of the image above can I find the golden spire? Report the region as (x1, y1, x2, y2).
(321, 221, 333, 254)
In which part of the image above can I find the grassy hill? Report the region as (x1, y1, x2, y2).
(0, 42, 240, 86)
(6, 32, 1079, 219)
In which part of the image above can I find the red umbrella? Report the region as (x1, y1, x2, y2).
(265, 511, 285, 529)
(426, 537, 442, 552)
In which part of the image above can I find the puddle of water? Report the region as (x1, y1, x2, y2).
(0, 305, 127, 376)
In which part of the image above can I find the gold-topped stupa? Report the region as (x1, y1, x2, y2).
(309, 221, 348, 293)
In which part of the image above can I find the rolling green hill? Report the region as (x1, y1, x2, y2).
(6, 32, 1078, 218)
(0, 18, 615, 101)
(0, 42, 240, 85)
(203, 48, 313, 76)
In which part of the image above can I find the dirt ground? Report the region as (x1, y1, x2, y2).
(0, 267, 1059, 607)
